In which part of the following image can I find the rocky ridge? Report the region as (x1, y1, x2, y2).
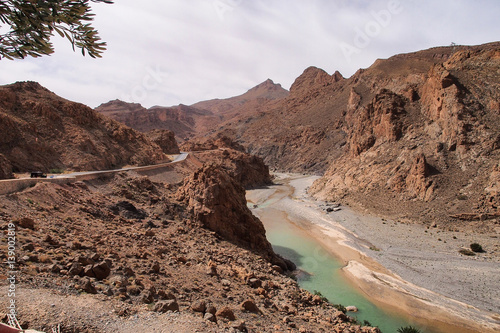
(96, 79, 288, 141)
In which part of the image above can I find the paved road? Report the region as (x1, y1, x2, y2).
(0, 153, 189, 196)
(50, 152, 189, 178)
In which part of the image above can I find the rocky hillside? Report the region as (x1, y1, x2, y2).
(0, 146, 376, 333)
(95, 79, 288, 141)
(96, 100, 214, 141)
(212, 42, 500, 228)
(0, 82, 170, 178)
(310, 44, 500, 227)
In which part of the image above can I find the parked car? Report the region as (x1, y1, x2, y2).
(30, 171, 47, 178)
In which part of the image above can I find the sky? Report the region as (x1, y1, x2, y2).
(0, 0, 499, 108)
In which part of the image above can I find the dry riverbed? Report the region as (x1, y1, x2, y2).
(247, 173, 500, 333)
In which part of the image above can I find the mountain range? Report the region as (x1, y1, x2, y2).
(1, 42, 498, 229)
(95, 41, 500, 229)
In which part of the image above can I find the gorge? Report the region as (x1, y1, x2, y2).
(1, 42, 499, 333)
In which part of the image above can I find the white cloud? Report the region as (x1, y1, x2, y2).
(0, 0, 498, 108)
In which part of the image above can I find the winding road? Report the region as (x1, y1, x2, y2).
(0, 152, 189, 196)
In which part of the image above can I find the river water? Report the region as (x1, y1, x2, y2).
(247, 175, 439, 333)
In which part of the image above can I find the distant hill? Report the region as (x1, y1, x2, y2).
(0, 81, 171, 178)
(95, 79, 288, 141)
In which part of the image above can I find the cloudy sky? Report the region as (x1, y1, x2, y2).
(0, 0, 499, 108)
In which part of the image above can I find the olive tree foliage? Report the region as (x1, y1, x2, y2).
(0, 0, 113, 59)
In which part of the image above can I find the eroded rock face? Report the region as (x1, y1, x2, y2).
(181, 135, 246, 152)
(304, 44, 500, 226)
(177, 164, 275, 259)
(346, 89, 407, 156)
(388, 152, 436, 201)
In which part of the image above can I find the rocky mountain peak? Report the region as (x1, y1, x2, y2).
(289, 66, 342, 94)
(333, 70, 345, 82)
(96, 99, 146, 114)
(8, 80, 49, 93)
(242, 78, 289, 100)
(249, 78, 281, 91)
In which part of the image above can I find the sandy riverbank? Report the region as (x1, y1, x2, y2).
(247, 173, 500, 333)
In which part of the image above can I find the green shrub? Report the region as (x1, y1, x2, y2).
(470, 243, 484, 253)
(457, 194, 468, 200)
(332, 303, 346, 313)
(49, 168, 65, 174)
(397, 326, 421, 333)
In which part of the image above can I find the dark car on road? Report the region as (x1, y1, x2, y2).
(30, 171, 47, 178)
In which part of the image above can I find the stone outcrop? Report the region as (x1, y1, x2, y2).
(182, 136, 272, 188)
(177, 162, 292, 270)
(219, 149, 272, 188)
(146, 129, 180, 154)
(346, 89, 407, 156)
(176, 164, 274, 257)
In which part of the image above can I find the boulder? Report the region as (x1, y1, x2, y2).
(154, 300, 179, 313)
(77, 277, 97, 294)
(15, 217, 36, 230)
(240, 300, 261, 314)
(346, 306, 358, 312)
(215, 306, 236, 321)
(83, 261, 111, 280)
(204, 312, 216, 323)
(191, 300, 207, 313)
(68, 262, 83, 276)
